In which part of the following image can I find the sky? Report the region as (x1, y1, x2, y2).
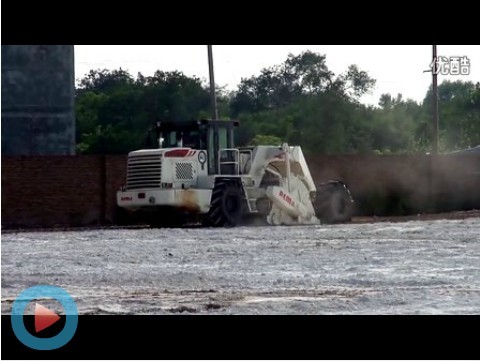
(75, 45, 480, 106)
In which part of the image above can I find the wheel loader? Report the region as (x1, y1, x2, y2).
(116, 119, 353, 227)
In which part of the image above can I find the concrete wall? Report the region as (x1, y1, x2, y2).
(1, 155, 479, 228)
(1, 45, 75, 155)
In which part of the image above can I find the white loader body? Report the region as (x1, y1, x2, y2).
(114, 120, 349, 227)
(117, 143, 320, 226)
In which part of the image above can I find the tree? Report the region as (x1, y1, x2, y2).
(249, 134, 282, 146)
(378, 93, 403, 110)
(75, 59, 478, 156)
(229, 51, 376, 153)
(336, 65, 377, 100)
(77, 68, 134, 94)
(231, 51, 341, 116)
(75, 69, 212, 154)
(423, 80, 480, 150)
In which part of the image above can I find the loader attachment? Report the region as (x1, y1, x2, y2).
(265, 144, 320, 226)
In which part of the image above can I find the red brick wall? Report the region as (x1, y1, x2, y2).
(1, 156, 103, 228)
(2, 154, 479, 228)
(105, 156, 127, 223)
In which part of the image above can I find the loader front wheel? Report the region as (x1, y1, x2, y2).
(204, 180, 245, 227)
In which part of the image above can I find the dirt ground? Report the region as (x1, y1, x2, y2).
(353, 209, 480, 223)
(2, 214, 480, 314)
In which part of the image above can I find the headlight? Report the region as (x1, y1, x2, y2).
(198, 151, 207, 164)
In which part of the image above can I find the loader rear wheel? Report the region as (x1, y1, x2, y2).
(203, 180, 245, 227)
(314, 182, 354, 224)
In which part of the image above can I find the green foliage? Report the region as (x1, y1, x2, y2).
(78, 68, 134, 95)
(75, 54, 480, 155)
(76, 69, 214, 154)
(422, 80, 480, 151)
(229, 51, 375, 118)
(249, 134, 282, 146)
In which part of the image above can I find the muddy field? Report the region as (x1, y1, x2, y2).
(2, 217, 480, 314)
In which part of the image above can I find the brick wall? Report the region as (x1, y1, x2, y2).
(1, 156, 102, 228)
(2, 154, 479, 228)
(105, 155, 127, 224)
(307, 154, 480, 216)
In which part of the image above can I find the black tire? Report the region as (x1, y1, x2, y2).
(314, 182, 354, 224)
(203, 180, 245, 227)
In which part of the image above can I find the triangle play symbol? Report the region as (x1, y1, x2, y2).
(34, 303, 61, 333)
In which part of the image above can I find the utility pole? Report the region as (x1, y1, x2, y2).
(428, 45, 440, 214)
(207, 45, 219, 120)
(432, 45, 439, 154)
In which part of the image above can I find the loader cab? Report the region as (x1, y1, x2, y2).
(154, 119, 239, 175)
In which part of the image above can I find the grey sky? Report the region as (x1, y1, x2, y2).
(75, 45, 480, 106)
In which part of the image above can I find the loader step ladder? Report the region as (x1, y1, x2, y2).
(247, 198, 258, 212)
(239, 149, 253, 174)
(218, 148, 239, 175)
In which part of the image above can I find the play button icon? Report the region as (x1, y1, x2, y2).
(35, 303, 61, 333)
(11, 285, 78, 350)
